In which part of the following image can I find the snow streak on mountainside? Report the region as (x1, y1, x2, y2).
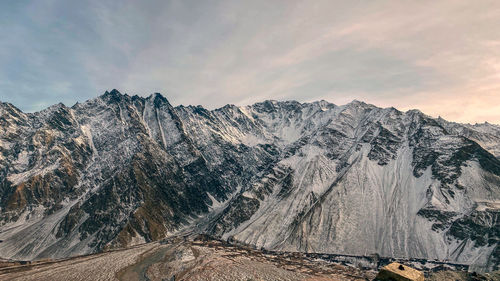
(0, 90, 499, 271)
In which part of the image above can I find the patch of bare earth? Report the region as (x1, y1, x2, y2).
(0, 237, 375, 281)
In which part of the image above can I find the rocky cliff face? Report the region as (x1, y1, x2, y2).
(0, 90, 498, 270)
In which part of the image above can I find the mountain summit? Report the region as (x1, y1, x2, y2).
(0, 91, 498, 271)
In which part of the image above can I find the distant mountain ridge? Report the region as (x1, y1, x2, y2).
(0, 90, 498, 271)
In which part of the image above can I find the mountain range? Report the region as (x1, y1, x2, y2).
(0, 90, 498, 271)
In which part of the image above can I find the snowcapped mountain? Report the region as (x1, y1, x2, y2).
(0, 90, 498, 271)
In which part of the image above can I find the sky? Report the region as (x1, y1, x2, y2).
(0, 0, 499, 124)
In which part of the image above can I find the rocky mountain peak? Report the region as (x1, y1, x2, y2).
(104, 88, 122, 96)
(147, 92, 172, 108)
(0, 93, 498, 271)
(0, 101, 23, 116)
(101, 89, 127, 104)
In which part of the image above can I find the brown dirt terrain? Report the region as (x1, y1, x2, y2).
(1, 236, 494, 281)
(0, 237, 375, 281)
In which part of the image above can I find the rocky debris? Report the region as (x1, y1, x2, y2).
(427, 270, 500, 281)
(0, 235, 488, 281)
(375, 262, 424, 281)
(0, 236, 375, 281)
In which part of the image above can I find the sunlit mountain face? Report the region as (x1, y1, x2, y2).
(0, 90, 499, 271)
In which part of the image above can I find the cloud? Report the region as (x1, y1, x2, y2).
(0, 0, 499, 123)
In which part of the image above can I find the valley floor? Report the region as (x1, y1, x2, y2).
(0, 235, 498, 281)
(0, 235, 375, 281)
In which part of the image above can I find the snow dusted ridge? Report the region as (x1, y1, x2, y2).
(0, 90, 499, 271)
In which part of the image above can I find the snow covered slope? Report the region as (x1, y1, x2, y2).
(0, 91, 498, 271)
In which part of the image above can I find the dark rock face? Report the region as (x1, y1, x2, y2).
(365, 123, 402, 165)
(447, 210, 500, 269)
(0, 91, 499, 271)
(417, 209, 459, 231)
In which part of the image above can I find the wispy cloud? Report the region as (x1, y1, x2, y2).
(0, 0, 499, 123)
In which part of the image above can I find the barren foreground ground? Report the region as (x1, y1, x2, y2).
(1, 236, 498, 281)
(0, 237, 375, 281)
